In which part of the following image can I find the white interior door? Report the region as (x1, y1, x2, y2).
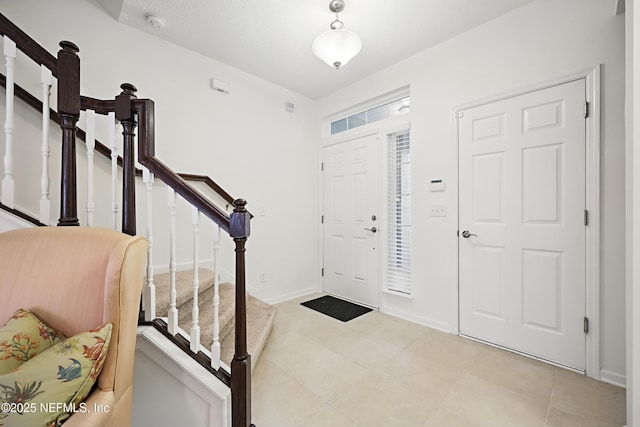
(323, 134, 380, 308)
(458, 79, 587, 370)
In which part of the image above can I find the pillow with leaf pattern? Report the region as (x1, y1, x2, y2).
(0, 322, 112, 427)
(0, 309, 66, 375)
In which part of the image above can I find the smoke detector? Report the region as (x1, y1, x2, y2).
(145, 14, 166, 30)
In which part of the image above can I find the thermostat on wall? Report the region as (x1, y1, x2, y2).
(430, 179, 446, 192)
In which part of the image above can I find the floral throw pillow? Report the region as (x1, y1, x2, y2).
(0, 309, 66, 375)
(0, 323, 112, 427)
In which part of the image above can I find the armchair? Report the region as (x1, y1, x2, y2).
(0, 226, 148, 427)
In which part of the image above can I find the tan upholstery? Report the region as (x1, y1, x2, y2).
(0, 226, 148, 427)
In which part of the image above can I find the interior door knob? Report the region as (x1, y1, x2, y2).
(364, 227, 377, 233)
(461, 230, 477, 238)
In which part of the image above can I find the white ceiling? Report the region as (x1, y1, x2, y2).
(97, 0, 536, 99)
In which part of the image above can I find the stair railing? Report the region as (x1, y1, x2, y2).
(0, 13, 253, 427)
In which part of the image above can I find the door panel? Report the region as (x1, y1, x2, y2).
(473, 153, 504, 222)
(459, 79, 586, 370)
(323, 134, 380, 308)
(522, 144, 563, 223)
(472, 245, 505, 320)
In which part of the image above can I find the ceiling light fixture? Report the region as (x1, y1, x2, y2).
(312, 0, 362, 70)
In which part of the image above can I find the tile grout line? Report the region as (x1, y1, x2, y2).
(543, 369, 558, 426)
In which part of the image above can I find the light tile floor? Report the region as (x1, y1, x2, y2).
(252, 294, 626, 427)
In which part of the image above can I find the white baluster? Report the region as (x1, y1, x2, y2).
(190, 206, 200, 352)
(167, 187, 178, 334)
(211, 224, 222, 369)
(143, 168, 156, 321)
(108, 111, 118, 230)
(85, 110, 96, 226)
(2, 36, 16, 208)
(39, 66, 52, 224)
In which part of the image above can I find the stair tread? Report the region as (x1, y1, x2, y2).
(154, 267, 276, 371)
(177, 282, 236, 345)
(220, 294, 276, 369)
(154, 268, 215, 318)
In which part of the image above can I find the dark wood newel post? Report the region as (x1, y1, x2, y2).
(230, 198, 254, 427)
(57, 41, 80, 227)
(115, 83, 138, 236)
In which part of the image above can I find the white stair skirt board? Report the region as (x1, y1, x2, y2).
(132, 326, 231, 427)
(0, 209, 36, 232)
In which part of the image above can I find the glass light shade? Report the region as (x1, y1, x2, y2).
(312, 29, 362, 69)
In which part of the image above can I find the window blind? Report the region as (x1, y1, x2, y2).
(388, 130, 411, 294)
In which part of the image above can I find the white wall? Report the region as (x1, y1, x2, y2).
(0, 0, 628, 383)
(0, 0, 320, 303)
(318, 0, 626, 381)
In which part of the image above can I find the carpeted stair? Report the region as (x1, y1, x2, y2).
(153, 268, 276, 369)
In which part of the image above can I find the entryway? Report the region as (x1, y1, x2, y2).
(458, 79, 588, 370)
(322, 133, 380, 308)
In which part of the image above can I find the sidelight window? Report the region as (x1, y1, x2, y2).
(387, 129, 411, 294)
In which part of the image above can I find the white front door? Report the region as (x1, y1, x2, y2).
(458, 79, 587, 370)
(323, 134, 380, 308)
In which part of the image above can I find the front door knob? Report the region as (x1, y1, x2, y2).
(364, 227, 377, 233)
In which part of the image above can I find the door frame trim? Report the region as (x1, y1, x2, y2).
(450, 66, 601, 378)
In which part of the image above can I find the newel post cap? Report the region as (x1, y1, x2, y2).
(116, 83, 138, 121)
(230, 199, 251, 239)
(120, 83, 138, 96)
(59, 41, 79, 54)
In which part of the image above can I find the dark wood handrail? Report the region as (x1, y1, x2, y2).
(0, 13, 57, 75)
(0, 73, 235, 219)
(81, 95, 116, 115)
(0, 73, 135, 174)
(178, 173, 235, 207)
(132, 98, 231, 232)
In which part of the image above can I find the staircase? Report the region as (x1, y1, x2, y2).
(154, 269, 276, 369)
(0, 11, 268, 426)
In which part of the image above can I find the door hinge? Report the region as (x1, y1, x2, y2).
(321, 268, 324, 277)
(584, 317, 589, 334)
(321, 162, 324, 171)
(321, 215, 324, 224)
(584, 102, 589, 119)
(584, 209, 589, 226)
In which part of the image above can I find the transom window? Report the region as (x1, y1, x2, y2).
(330, 96, 410, 135)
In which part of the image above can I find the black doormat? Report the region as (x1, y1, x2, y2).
(301, 295, 372, 322)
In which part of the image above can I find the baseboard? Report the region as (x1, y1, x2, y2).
(600, 369, 626, 388)
(381, 306, 451, 334)
(262, 287, 319, 305)
(0, 207, 38, 232)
